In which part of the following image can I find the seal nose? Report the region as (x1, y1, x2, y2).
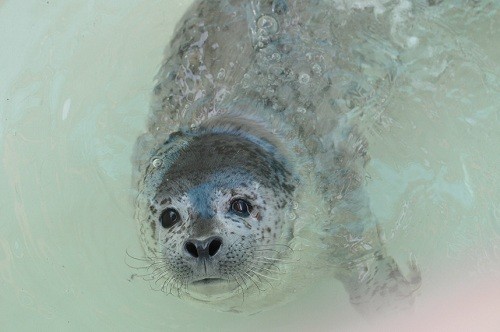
(184, 236, 223, 259)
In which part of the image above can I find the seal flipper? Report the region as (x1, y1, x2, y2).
(325, 183, 421, 315)
(330, 189, 422, 315)
(335, 251, 421, 316)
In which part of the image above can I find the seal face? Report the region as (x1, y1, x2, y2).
(141, 130, 296, 301)
(133, 0, 422, 314)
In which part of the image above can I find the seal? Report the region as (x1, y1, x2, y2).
(133, 0, 421, 315)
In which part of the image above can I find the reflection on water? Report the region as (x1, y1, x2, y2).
(1, 0, 499, 330)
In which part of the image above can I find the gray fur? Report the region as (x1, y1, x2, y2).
(133, 0, 421, 315)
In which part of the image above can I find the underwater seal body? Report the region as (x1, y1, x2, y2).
(133, 0, 421, 314)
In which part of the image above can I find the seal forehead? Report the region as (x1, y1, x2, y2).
(160, 133, 293, 194)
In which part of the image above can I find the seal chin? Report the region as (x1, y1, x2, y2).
(188, 279, 241, 302)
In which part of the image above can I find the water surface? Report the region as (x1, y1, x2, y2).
(1, 1, 499, 331)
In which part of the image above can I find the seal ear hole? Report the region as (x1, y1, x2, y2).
(230, 199, 252, 217)
(160, 208, 180, 228)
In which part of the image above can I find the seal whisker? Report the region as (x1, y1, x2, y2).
(233, 269, 260, 297)
(253, 256, 297, 264)
(242, 270, 265, 293)
(244, 263, 280, 291)
(125, 251, 166, 271)
(240, 242, 293, 250)
(248, 262, 285, 275)
(246, 264, 281, 282)
(129, 262, 168, 281)
(247, 271, 272, 291)
(125, 249, 156, 263)
(147, 263, 169, 275)
(129, 268, 157, 280)
(175, 278, 185, 295)
(165, 279, 175, 296)
(236, 271, 251, 291)
(252, 248, 292, 256)
(230, 274, 246, 303)
(181, 280, 190, 297)
(149, 275, 170, 292)
(126, 248, 164, 260)
(165, 276, 179, 296)
(153, 270, 171, 285)
(160, 276, 174, 294)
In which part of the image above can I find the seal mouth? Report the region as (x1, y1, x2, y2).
(191, 278, 225, 285)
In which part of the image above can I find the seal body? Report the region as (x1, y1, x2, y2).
(133, 0, 421, 314)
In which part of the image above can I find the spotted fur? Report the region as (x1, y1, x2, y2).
(133, 0, 421, 314)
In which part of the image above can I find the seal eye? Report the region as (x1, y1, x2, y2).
(160, 208, 180, 228)
(230, 199, 252, 217)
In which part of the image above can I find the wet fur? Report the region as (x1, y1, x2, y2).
(133, 0, 422, 315)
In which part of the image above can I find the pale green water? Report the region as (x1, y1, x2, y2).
(1, 1, 499, 331)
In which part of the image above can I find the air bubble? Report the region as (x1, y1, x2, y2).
(217, 68, 226, 79)
(298, 73, 310, 84)
(256, 15, 279, 35)
(312, 63, 322, 74)
(406, 36, 419, 48)
(152, 158, 162, 168)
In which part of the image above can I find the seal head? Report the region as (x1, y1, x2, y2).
(137, 122, 297, 301)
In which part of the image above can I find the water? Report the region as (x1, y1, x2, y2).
(1, 0, 499, 331)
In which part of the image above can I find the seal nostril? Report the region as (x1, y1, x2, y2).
(208, 238, 222, 256)
(185, 237, 222, 258)
(185, 241, 198, 258)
